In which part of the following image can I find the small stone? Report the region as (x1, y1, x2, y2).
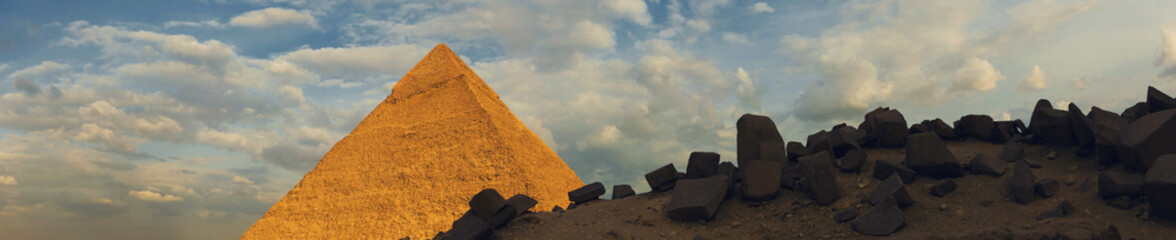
(1011, 160, 1036, 205)
(970, 153, 1007, 177)
(938, 203, 948, 211)
(1065, 174, 1077, 186)
(873, 159, 918, 183)
(930, 180, 958, 197)
(568, 182, 606, 204)
(1035, 179, 1060, 198)
(1104, 196, 1137, 209)
(1046, 151, 1058, 160)
(686, 152, 721, 179)
(1036, 208, 1065, 221)
(834, 208, 859, 223)
(904, 132, 963, 178)
(851, 196, 906, 236)
(979, 199, 993, 207)
(868, 174, 914, 208)
(612, 185, 636, 200)
(645, 163, 681, 192)
(1000, 141, 1026, 163)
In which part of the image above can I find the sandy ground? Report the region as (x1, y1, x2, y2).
(495, 139, 1176, 239)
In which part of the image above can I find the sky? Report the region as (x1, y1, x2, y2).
(2, 0, 1176, 239)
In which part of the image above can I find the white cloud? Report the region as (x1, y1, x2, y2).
(750, 2, 775, 13)
(232, 176, 254, 185)
(278, 45, 429, 79)
(686, 19, 711, 33)
(722, 32, 749, 44)
(735, 67, 761, 110)
(7, 61, 69, 80)
(951, 58, 1005, 92)
(1072, 77, 1089, 90)
(315, 79, 362, 88)
(229, 8, 318, 29)
(1159, 24, 1176, 78)
(74, 123, 140, 154)
(1019, 65, 1048, 92)
(277, 85, 305, 104)
(600, 0, 652, 26)
(128, 190, 184, 202)
(0, 175, 16, 186)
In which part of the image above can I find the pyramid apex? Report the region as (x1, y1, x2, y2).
(388, 43, 479, 100)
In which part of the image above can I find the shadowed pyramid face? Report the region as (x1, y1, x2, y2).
(242, 43, 583, 240)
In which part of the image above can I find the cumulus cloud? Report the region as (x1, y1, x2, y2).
(129, 190, 184, 202)
(0, 175, 16, 186)
(1159, 24, 1176, 78)
(735, 67, 762, 110)
(722, 32, 749, 44)
(7, 61, 69, 80)
(74, 123, 140, 154)
(750, 2, 775, 13)
(232, 176, 254, 185)
(1019, 65, 1048, 92)
(229, 8, 318, 29)
(950, 58, 1005, 92)
(599, 0, 652, 26)
(278, 45, 429, 80)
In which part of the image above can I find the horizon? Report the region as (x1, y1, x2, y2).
(2, 0, 1176, 239)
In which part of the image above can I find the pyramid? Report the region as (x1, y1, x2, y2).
(241, 44, 584, 239)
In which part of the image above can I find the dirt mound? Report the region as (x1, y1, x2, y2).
(241, 44, 583, 239)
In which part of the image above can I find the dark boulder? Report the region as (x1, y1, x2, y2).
(1035, 178, 1060, 198)
(799, 153, 841, 205)
(786, 141, 807, 162)
(829, 128, 862, 158)
(1068, 103, 1096, 157)
(923, 118, 957, 140)
(568, 182, 605, 204)
(736, 114, 784, 168)
(1098, 171, 1143, 198)
(930, 180, 958, 197)
(999, 141, 1025, 162)
(1121, 102, 1149, 123)
(1117, 109, 1176, 170)
(1011, 160, 1036, 205)
(686, 152, 721, 179)
(838, 148, 867, 172)
(970, 153, 1007, 177)
(666, 175, 730, 221)
(1147, 86, 1176, 113)
(870, 108, 909, 148)
(742, 160, 782, 201)
(834, 208, 859, 223)
(611, 185, 635, 200)
(759, 141, 788, 165)
(645, 163, 680, 192)
(807, 130, 832, 156)
(469, 189, 506, 219)
(904, 132, 963, 178)
(957, 114, 995, 141)
(851, 196, 906, 236)
(874, 159, 918, 184)
(869, 173, 914, 208)
(486, 205, 517, 229)
(1089, 106, 1128, 165)
(1029, 99, 1076, 146)
(444, 211, 492, 240)
(504, 194, 537, 216)
(1035, 201, 1076, 221)
(1145, 155, 1176, 220)
(909, 123, 928, 134)
(992, 121, 1019, 143)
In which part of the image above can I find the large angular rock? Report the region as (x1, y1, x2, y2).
(1068, 103, 1096, 156)
(829, 128, 862, 158)
(1011, 160, 1036, 205)
(992, 121, 1019, 143)
(1089, 106, 1128, 165)
(759, 141, 788, 165)
(611, 185, 635, 200)
(717, 161, 736, 179)
(866, 108, 909, 148)
(905, 132, 963, 178)
(868, 174, 915, 207)
(999, 140, 1025, 163)
(666, 175, 730, 221)
(1145, 155, 1176, 220)
(1098, 171, 1143, 198)
(874, 159, 918, 184)
(786, 141, 808, 162)
(1117, 109, 1176, 170)
(469, 189, 506, 219)
(838, 148, 867, 172)
(957, 114, 995, 141)
(908, 123, 928, 134)
(503, 194, 537, 216)
(686, 152, 721, 179)
(568, 182, 605, 204)
(807, 130, 832, 156)
(923, 118, 958, 140)
(1121, 102, 1149, 123)
(741, 160, 782, 201)
(645, 163, 680, 192)
(1029, 99, 1076, 146)
(486, 205, 517, 229)
(970, 153, 1007, 177)
(799, 153, 841, 205)
(851, 196, 906, 236)
(930, 179, 958, 197)
(737, 114, 784, 168)
(1148, 86, 1176, 113)
(444, 211, 492, 240)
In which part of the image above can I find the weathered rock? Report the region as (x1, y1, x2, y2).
(786, 141, 807, 162)
(992, 121, 1018, 143)
(834, 208, 859, 223)
(1104, 196, 1138, 209)
(759, 141, 788, 165)
(666, 175, 730, 221)
(799, 153, 841, 205)
(869, 173, 914, 208)
(1036, 208, 1065, 221)
(1117, 109, 1176, 170)
(1057, 201, 1077, 215)
(551, 205, 564, 212)
(1068, 103, 1097, 157)
(957, 115, 995, 141)
(838, 148, 867, 172)
(1098, 171, 1143, 198)
(611, 185, 635, 200)
(1146, 155, 1176, 220)
(568, 182, 605, 204)
(999, 141, 1025, 162)
(742, 160, 782, 201)
(1148, 86, 1176, 113)
(807, 130, 832, 156)
(486, 205, 517, 229)
(469, 189, 506, 219)
(645, 163, 680, 192)
(908, 123, 928, 134)
(905, 132, 963, 178)
(1011, 160, 1036, 205)
(737, 114, 784, 168)
(1089, 106, 1128, 165)
(873, 159, 918, 184)
(1035, 178, 1060, 198)
(970, 153, 1007, 177)
(504, 194, 537, 216)
(851, 196, 906, 236)
(717, 161, 736, 179)
(868, 108, 909, 148)
(444, 211, 492, 240)
(1029, 99, 1076, 146)
(930, 180, 958, 197)
(830, 128, 862, 158)
(1121, 102, 1149, 123)
(686, 152, 721, 179)
(922, 118, 957, 140)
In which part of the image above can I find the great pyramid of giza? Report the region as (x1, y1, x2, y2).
(241, 43, 584, 239)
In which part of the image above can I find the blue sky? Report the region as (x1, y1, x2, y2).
(2, 0, 1176, 239)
